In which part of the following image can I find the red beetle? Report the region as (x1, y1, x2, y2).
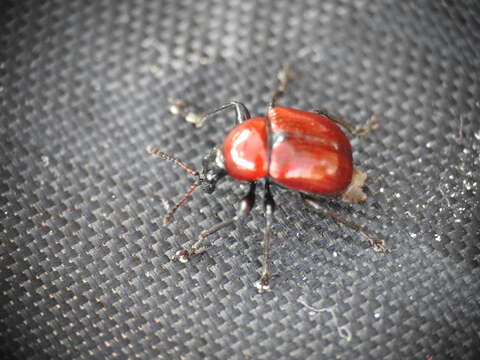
(147, 66, 388, 292)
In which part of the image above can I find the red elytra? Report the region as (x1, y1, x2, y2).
(223, 107, 353, 196)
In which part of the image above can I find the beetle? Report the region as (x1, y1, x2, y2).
(147, 66, 389, 292)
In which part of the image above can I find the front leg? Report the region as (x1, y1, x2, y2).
(169, 99, 250, 128)
(172, 182, 256, 262)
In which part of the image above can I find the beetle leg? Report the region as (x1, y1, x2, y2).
(169, 99, 250, 127)
(255, 180, 275, 293)
(301, 195, 391, 253)
(270, 64, 292, 108)
(197, 101, 251, 126)
(357, 114, 380, 135)
(312, 109, 356, 134)
(171, 182, 256, 263)
(312, 109, 380, 136)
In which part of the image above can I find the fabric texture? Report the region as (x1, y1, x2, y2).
(1, 1, 479, 359)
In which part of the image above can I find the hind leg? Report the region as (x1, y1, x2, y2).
(301, 195, 390, 253)
(312, 109, 380, 136)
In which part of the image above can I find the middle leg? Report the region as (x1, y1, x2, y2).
(270, 64, 293, 108)
(301, 194, 390, 253)
(255, 180, 275, 292)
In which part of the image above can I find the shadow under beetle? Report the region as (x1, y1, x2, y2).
(147, 65, 389, 292)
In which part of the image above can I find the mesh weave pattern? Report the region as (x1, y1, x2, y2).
(1, 1, 480, 359)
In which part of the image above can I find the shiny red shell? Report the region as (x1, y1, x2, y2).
(222, 107, 353, 196)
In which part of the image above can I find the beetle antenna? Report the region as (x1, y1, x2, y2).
(163, 183, 200, 225)
(146, 145, 201, 225)
(146, 145, 198, 175)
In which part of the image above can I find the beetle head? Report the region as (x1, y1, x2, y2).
(196, 147, 226, 194)
(146, 145, 225, 225)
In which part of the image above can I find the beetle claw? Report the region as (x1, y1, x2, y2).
(255, 275, 272, 293)
(171, 247, 205, 263)
(171, 249, 191, 263)
(371, 239, 391, 253)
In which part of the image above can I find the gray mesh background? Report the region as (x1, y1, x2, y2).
(1, 1, 480, 359)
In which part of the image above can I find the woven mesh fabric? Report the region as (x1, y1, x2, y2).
(1, 0, 480, 359)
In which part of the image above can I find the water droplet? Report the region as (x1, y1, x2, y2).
(374, 312, 381, 319)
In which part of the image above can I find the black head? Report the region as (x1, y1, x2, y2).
(196, 147, 226, 194)
(146, 145, 226, 225)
